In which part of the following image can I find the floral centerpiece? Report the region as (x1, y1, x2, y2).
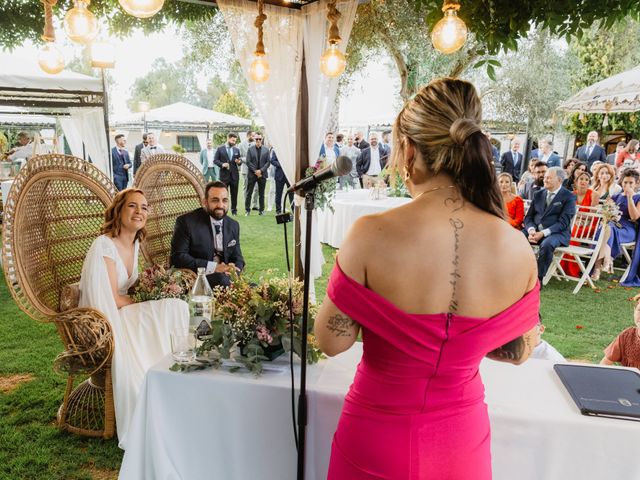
(129, 265, 196, 302)
(173, 270, 323, 375)
(305, 158, 336, 212)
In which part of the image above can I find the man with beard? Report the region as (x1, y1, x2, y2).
(214, 132, 242, 215)
(520, 160, 547, 201)
(170, 181, 245, 288)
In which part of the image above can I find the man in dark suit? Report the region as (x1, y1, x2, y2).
(133, 133, 147, 176)
(244, 132, 270, 215)
(500, 138, 523, 182)
(111, 134, 132, 191)
(575, 131, 607, 169)
(354, 131, 369, 151)
(171, 181, 245, 288)
(523, 166, 576, 283)
(356, 132, 390, 188)
(270, 149, 293, 214)
(538, 138, 561, 167)
(214, 132, 242, 215)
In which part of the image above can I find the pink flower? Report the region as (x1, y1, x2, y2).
(256, 325, 273, 344)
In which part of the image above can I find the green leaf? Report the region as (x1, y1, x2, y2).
(487, 64, 497, 81)
(473, 60, 487, 68)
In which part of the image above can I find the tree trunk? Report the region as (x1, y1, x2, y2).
(447, 46, 479, 78)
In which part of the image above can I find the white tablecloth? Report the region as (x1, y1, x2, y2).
(317, 190, 411, 248)
(1, 179, 14, 207)
(119, 344, 639, 480)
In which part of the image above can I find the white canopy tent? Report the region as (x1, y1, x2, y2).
(111, 101, 253, 132)
(557, 64, 640, 114)
(0, 54, 110, 175)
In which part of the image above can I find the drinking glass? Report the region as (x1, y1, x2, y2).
(170, 328, 196, 363)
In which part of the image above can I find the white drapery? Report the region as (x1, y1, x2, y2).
(59, 116, 84, 158)
(218, 0, 303, 187)
(67, 107, 110, 175)
(303, 0, 358, 164)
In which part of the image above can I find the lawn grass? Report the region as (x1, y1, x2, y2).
(0, 179, 636, 478)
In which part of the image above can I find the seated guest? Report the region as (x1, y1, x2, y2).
(592, 163, 622, 202)
(607, 141, 626, 165)
(531, 319, 566, 363)
(600, 297, 640, 369)
(517, 157, 537, 194)
(520, 160, 547, 200)
(498, 172, 524, 229)
(559, 170, 598, 278)
(7, 131, 33, 162)
(562, 157, 578, 179)
(593, 169, 640, 281)
(562, 161, 587, 191)
(615, 139, 638, 168)
(171, 181, 244, 288)
(524, 166, 576, 282)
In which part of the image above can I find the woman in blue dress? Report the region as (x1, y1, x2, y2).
(593, 169, 640, 282)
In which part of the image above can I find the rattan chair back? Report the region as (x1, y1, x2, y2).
(2, 154, 115, 321)
(134, 153, 205, 267)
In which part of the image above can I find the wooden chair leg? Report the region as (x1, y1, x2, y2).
(103, 367, 116, 440)
(57, 375, 75, 430)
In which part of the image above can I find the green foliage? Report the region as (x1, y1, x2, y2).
(213, 91, 251, 119)
(564, 112, 640, 139)
(568, 17, 640, 91)
(171, 144, 187, 154)
(305, 160, 336, 212)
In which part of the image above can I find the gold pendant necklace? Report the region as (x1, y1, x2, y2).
(412, 185, 456, 201)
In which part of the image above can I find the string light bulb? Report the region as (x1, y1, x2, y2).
(431, 0, 468, 54)
(38, 0, 65, 74)
(118, 0, 165, 19)
(38, 43, 65, 74)
(64, 0, 98, 44)
(249, 55, 270, 83)
(320, 0, 346, 78)
(320, 44, 346, 78)
(249, 0, 269, 83)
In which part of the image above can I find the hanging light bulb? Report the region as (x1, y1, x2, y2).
(320, 44, 346, 78)
(38, 0, 65, 74)
(64, 0, 98, 44)
(431, 0, 468, 54)
(249, 0, 269, 83)
(118, 0, 165, 19)
(320, 0, 346, 78)
(38, 42, 65, 74)
(249, 55, 270, 83)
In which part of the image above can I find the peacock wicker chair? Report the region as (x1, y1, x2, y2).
(1, 154, 117, 439)
(134, 153, 205, 267)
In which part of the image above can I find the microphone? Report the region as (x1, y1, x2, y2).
(287, 156, 352, 193)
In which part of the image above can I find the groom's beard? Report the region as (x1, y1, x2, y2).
(207, 207, 227, 221)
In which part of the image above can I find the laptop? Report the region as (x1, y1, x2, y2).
(554, 364, 640, 421)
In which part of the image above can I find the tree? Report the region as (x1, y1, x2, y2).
(214, 91, 251, 119)
(126, 58, 199, 110)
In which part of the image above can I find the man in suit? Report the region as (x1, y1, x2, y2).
(140, 132, 165, 164)
(245, 133, 270, 215)
(354, 131, 369, 151)
(575, 131, 607, 169)
(319, 132, 341, 164)
(133, 133, 147, 175)
(270, 149, 293, 214)
(524, 166, 576, 283)
(111, 134, 132, 191)
(356, 132, 390, 188)
(607, 141, 627, 165)
(520, 160, 547, 201)
(199, 139, 219, 182)
(171, 181, 244, 289)
(538, 138, 561, 167)
(214, 132, 242, 215)
(500, 138, 523, 182)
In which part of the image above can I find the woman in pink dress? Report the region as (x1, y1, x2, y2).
(315, 78, 540, 480)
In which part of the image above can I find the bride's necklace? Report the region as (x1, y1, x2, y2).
(412, 185, 456, 201)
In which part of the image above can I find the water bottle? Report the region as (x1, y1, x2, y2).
(190, 267, 213, 341)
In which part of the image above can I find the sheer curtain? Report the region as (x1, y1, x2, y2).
(218, 0, 303, 186)
(59, 116, 84, 158)
(68, 107, 110, 175)
(302, 0, 358, 163)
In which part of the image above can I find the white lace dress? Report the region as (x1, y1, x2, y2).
(78, 235, 189, 447)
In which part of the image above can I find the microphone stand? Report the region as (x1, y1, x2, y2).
(296, 188, 314, 480)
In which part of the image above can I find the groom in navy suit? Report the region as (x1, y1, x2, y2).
(111, 134, 132, 191)
(170, 181, 244, 288)
(524, 166, 576, 283)
(214, 132, 242, 215)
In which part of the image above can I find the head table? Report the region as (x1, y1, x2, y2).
(316, 189, 411, 248)
(119, 343, 639, 480)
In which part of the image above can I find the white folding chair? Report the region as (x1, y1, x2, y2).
(619, 242, 636, 282)
(543, 208, 606, 294)
(523, 199, 531, 215)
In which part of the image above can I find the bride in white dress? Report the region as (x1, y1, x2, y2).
(78, 188, 189, 447)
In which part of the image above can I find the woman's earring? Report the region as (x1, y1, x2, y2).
(403, 166, 411, 181)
